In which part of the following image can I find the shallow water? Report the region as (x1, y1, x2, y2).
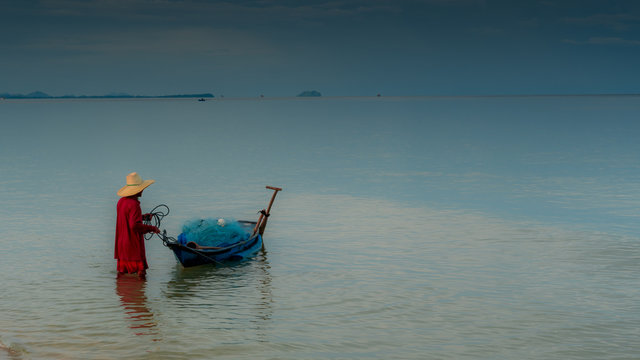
(1, 96, 639, 359)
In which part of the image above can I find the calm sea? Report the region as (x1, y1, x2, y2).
(1, 96, 639, 359)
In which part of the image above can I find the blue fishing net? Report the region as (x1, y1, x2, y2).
(177, 218, 250, 247)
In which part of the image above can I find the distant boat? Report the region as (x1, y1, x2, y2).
(198, 98, 206, 102)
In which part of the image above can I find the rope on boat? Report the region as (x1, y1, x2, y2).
(143, 204, 169, 238)
(143, 204, 176, 245)
(143, 204, 225, 265)
(181, 244, 226, 266)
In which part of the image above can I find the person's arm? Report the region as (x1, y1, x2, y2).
(133, 222, 160, 234)
(129, 204, 160, 234)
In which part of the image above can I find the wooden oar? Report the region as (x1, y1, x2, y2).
(253, 186, 282, 236)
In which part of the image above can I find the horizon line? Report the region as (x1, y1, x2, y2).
(2, 92, 640, 101)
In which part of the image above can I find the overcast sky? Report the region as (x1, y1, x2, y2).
(1, 0, 640, 97)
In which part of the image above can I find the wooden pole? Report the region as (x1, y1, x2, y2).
(253, 186, 282, 236)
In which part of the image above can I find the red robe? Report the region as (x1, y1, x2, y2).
(114, 196, 157, 274)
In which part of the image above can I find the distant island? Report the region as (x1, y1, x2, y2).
(297, 90, 322, 97)
(0, 91, 215, 99)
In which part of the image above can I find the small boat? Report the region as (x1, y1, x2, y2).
(160, 186, 281, 267)
(164, 221, 262, 267)
(198, 98, 206, 102)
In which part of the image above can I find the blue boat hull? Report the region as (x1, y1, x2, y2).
(167, 233, 262, 267)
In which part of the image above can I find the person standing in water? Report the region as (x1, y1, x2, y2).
(115, 172, 160, 279)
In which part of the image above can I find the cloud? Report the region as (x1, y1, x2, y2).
(38, 0, 182, 20)
(32, 0, 486, 27)
(563, 13, 640, 32)
(21, 25, 275, 55)
(35, 0, 394, 22)
(563, 36, 640, 46)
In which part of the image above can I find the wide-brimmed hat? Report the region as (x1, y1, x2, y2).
(117, 172, 155, 197)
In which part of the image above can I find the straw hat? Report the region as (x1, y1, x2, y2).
(117, 172, 155, 197)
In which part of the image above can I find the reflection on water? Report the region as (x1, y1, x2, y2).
(116, 276, 159, 338)
(165, 251, 270, 293)
(162, 250, 273, 342)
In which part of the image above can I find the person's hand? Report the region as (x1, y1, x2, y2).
(152, 226, 161, 234)
(142, 213, 152, 221)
